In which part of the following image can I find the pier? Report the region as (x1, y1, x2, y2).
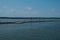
(0, 20, 60, 24)
(0, 17, 60, 24)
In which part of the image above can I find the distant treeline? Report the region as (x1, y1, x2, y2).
(0, 17, 60, 19)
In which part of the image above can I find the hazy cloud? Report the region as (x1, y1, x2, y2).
(51, 8, 55, 12)
(27, 7, 32, 10)
(0, 6, 40, 17)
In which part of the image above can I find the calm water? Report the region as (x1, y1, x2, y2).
(0, 19, 60, 40)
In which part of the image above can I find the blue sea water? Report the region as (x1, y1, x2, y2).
(0, 19, 60, 40)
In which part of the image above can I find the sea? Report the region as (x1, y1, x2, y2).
(0, 19, 60, 40)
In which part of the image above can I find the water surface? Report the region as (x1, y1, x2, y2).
(0, 19, 60, 40)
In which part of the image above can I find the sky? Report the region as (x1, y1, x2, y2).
(0, 0, 60, 17)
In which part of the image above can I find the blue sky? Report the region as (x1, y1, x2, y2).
(0, 0, 60, 17)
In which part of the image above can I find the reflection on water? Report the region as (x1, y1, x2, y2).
(0, 19, 60, 40)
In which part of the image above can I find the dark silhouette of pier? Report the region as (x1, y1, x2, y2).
(0, 17, 60, 24)
(0, 20, 60, 24)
